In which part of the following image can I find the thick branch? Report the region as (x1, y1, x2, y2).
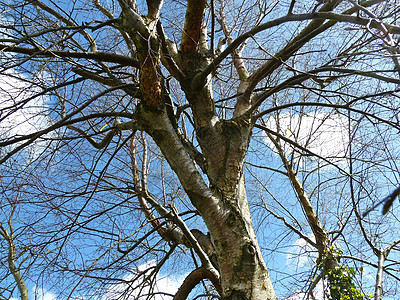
(72, 67, 122, 86)
(180, 0, 207, 54)
(169, 205, 216, 272)
(7, 240, 28, 300)
(244, 0, 344, 100)
(178, 133, 207, 174)
(157, 22, 186, 82)
(67, 119, 137, 149)
(67, 125, 113, 149)
(146, 0, 163, 20)
(0, 45, 138, 67)
(0, 222, 28, 300)
(374, 249, 386, 300)
(129, 133, 181, 242)
(129, 134, 215, 259)
(264, 128, 330, 253)
(217, 9, 251, 117)
(71, 67, 141, 96)
(118, 0, 150, 38)
(173, 267, 222, 300)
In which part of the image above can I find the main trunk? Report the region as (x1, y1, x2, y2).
(136, 104, 276, 299)
(126, 5, 277, 295)
(194, 116, 276, 299)
(207, 176, 277, 299)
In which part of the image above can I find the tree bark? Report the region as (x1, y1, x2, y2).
(8, 240, 28, 300)
(174, 267, 222, 300)
(121, 0, 277, 298)
(1, 224, 29, 300)
(374, 249, 385, 300)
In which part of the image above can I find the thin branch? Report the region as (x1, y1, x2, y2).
(30, 0, 97, 51)
(0, 85, 137, 164)
(192, 0, 395, 88)
(66, 119, 136, 149)
(253, 101, 400, 131)
(262, 203, 317, 248)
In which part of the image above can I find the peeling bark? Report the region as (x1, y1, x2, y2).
(180, 0, 207, 54)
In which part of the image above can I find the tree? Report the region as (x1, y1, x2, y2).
(1, 0, 400, 299)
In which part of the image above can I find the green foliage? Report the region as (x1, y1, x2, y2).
(318, 247, 372, 300)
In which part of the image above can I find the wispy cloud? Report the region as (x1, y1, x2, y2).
(25, 261, 185, 300)
(286, 235, 317, 271)
(281, 281, 326, 300)
(101, 260, 185, 300)
(265, 112, 350, 165)
(31, 286, 57, 300)
(0, 69, 48, 138)
(0, 68, 50, 164)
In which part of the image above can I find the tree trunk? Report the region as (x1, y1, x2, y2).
(6, 234, 28, 300)
(374, 249, 385, 300)
(122, 1, 277, 297)
(136, 104, 277, 298)
(207, 176, 277, 299)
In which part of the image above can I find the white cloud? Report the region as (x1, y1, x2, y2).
(286, 235, 318, 271)
(0, 68, 51, 164)
(281, 281, 326, 300)
(0, 16, 50, 140)
(0, 69, 48, 138)
(265, 112, 350, 165)
(31, 286, 57, 300)
(0, 17, 50, 143)
(102, 260, 185, 300)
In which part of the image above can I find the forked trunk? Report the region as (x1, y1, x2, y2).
(207, 177, 277, 299)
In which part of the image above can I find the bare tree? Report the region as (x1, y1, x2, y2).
(1, 0, 400, 299)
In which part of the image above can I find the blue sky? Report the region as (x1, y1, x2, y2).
(2, 0, 400, 299)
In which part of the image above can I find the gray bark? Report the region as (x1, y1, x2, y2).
(136, 103, 277, 299)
